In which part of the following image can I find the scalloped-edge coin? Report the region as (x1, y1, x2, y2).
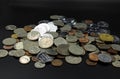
(0, 49, 8, 58)
(19, 55, 30, 64)
(34, 61, 46, 68)
(5, 25, 17, 30)
(2, 38, 17, 45)
(65, 56, 82, 64)
(83, 44, 97, 52)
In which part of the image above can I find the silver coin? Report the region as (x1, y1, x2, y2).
(34, 61, 46, 68)
(5, 25, 17, 30)
(87, 36, 95, 44)
(54, 37, 68, 46)
(74, 23, 88, 31)
(66, 35, 78, 43)
(27, 31, 40, 40)
(49, 32, 59, 38)
(65, 56, 82, 64)
(46, 48, 58, 55)
(60, 24, 72, 32)
(0, 49, 8, 58)
(14, 49, 25, 57)
(75, 31, 84, 38)
(50, 15, 64, 19)
(83, 44, 97, 52)
(8, 50, 17, 56)
(69, 45, 85, 55)
(14, 28, 27, 37)
(113, 55, 120, 61)
(98, 53, 112, 63)
(19, 55, 30, 64)
(111, 44, 120, 51)
(14, 42, 24, 50)
(28, 46, 40, 54)
(52, 20, 64, 26)
(112, 61, 120, 67)
(2, 38, 17, 45)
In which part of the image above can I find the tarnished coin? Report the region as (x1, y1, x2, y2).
(56, 55, 65, 59)
(5, 25, 17, 30)
(19, 55, 30, 64)
(69, 45, 85, 55)
(28, 46, 40, 54)
(88, 53, 98, 62)
(0, 49, 8, 58)
(75, 31, 84, 38)
(113, 55, 120, 61)
(3, 45, 13, 50)
(49, 32, 59, 38)
(14, 49, 25, 57)
(112, 61, 120, 67)
(31, 56, 39, 62)
(111, 44, 120, 51)
(53, 20, 64, 26)
(51, 59, 63, 67)
(83, 44, 97, 52)
(65, 56, 82, 64)
(74, 23, 88, 31)
(11, 34, 18, 39)
(27, 31, 40, 40)
(113, 35, 120, 43)
(23, 25, 33, 31)
(46, 48, 58, 55)
(50, 15, 64, 19)
(60, 24, 72, 32)
(107, 48, 118, 54)
(86, 59, 97, 66)
(96, 43, 111, 50)
(2, 38, 17, 45)
(34, 61, 46, 68)
(98, 53, 112, 63)
(14, 42, 24, 50)
(66, 35, 78, 43)
(8, 50, 17, 56)
(54, 37, 68, 46)
(14, 28, 27, 37)
(87, 36, 95, 44)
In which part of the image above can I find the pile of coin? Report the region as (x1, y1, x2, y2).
(1, 15, 120, 68)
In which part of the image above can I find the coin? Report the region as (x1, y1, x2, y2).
(69, 45, 85, 55)
(79, 37, 89, 44)
(111, 44, 120, 51)
(53, 20, 64, 26)
(14, 49, 25, 57)
(31, 56, 39, 62)
(96, 43, 111, 50)
(11, 34, 18, 39)
(27, 46, 40, 54)
(50, 15, 64, 19)
(113, 35, 120, 43)
(0, 49, 8, 58)
(19, 55, 30, 64)
(75, 31, 84, 38)
(46, 48, 58, 56)
(49, 32, 59, 38)
(74, 23, 88, 31)
(83, 44, 97, 52)
(23, 25, 33, 31)
(84, 19, 93, 25)
(66, 35, 78, 43)
(98, 53, 112, 63)
(3, 45, 13, 50)
(5, 25, 17, 30)
(86, 59, 97, 66)
(68, 29, 77, 36)
(65, 56, 82, 64)
(56, 55, 65, 59)
(34, 61, 46, 68)
(8, 50, 17, 56)
(14, 42, 24, 50)
(27, 31, 40, 40)
(112, 61, 120, 67)
(113, 55, 120, 61)
(88, 53, 98, 62)
(54, 37, 68, 46)
(2, 38, 17, 45)
(51, 59, 63, 67)
(14, 28, 27, 37)
(107, 48, 118, 54)
(60, 24, 72, 32)
(97, 21, 109, 28)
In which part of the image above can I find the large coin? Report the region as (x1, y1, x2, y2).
(83, 44, 97, 52)
(14, 49, 25, 57)
(66, 35, 78, 43)
(0, 49, 8, 58)
(27, 31, 40, 40)
(112, 61, 120, 67)
(54, 37, 68, 46)
(5, 25, 17, 30)
(111, 44, 120, 51)
(51, 59, 63, 67)
(19, 55, 30, 64)
(2, 38, 17, 45)
(34, 61, 46, 68)
(65, 56, 82, 64)
(69, 45, 85, 55)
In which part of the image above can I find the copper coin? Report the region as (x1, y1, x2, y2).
(86, 59, 97, 66)
(25, 51, 32, 56)
(24, 25, 33, 31)
(3, 45, 13, 50)
(51, 59, 63, 67)
(31, 56, 39, 62)
(56, 55, 65, 59)
(79, 37, 89, 43)
(88, 53, 99, 62)
(107, 48, 118, 54)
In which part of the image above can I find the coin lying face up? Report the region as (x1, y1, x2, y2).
(34, 61, 46, 68)
(2, 38, 17, 45)
(27, 31, 40, 40)
(19, 55, 30, 64)
(0, 49, 8, 58)
(5, 25, 17, 30)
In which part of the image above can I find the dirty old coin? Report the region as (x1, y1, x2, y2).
(50, 15, 64, 19)
(28, 46, 40, 54)
(87, 36, 95, 44)
(89, 53, 98, 62)
(66, 35, 78, 43)
(56, 55, 65, 59)
(0, 49, 8, 58)
(46, 48, 58, 55)
(75, 31, 84, 38)
(57, 44, 70, 55)
(69, 45, 85, 55)
(111, 44, 120, 51)
(49, 32, 59, 38)
(65, 56, 82, 64)
(2, 38, 17, 45)
(54, 37, 68, 46)
(14, 28, 27, 37)
(107, 48, 118, 54)
(83, 44, 97, 52)
(59, 32, 68, 38)
(113, 55, 120, 61)
(19, 55, 30, 64)
(5, 25, 17, 30)
(38, 20, 49, 24)
(96, 43, 111, 50)
(52, 20, 64, 26)
(31, 56, 39, 62)
(23, 25, 32, 31)
(27, 31, 40, 40)
(34, 61, 46, 68)
(98, 53, 112, 63)
(11, 34, 18, 39)
(74, 23, 88, 31)
(51, 59, 63, 67)
(86, 59, 97, 66)
(14, 49, 25, 57)
(60, 24, 72, 32)
(3, 45, 13, 50)
(14, 42, 24, 50)
(112, 61, 120, 67)
(8, 50, 17, 56)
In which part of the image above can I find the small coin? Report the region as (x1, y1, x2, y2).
(28, 46, 40, 54)
(8, 50, 17, 56)
(19, 55, 30, 64)
(46, 48, 58, 56)
(53, 20, 64, 26)
(66, 35, 78, 43)
(56, 55, 65, 59)
(79, 37, 89, 44)
(97, 21, 109, 28)
(34, 61, 46, 68)
(88, 53, 98, 62)
(86, 59, 97, 66)
(51, 59, 63, 67)
(111, 44, 120, 51)
(69, 44, 85, 55)
(112, 61, 120, 67)
(54, 37, 68, 46)
(50, 15, 64, 19)
(96, 43, 111, 50)
(14, 42, 24, 50)
(75, 31, 84, 38)
(107, 48, 118, 54)
(27, 31, 40, 40)
(65, 56, 82, 64)
(87, 36, 95, 44)
(60, 24, 72, 32)
(23, 25, 33, 31)
(14, 28, 27, 37)
(31, 56, 39, 62)
(83, 44, 97, 52)
(74, 23, 88, 31)
(68, 29, 77, 36)
(57, 44, 70, 55)
(3, 45, 13, 50)
(113, 55, 120, 61)
(11, 34, 18, 39)
(0, 49, 8, 58)
(2, 38, 17, 45)
(98, 53, 112, 63)
(14, 49, 25, 57)
(49, 32, 59, 38)
(5, 25, 17, 30)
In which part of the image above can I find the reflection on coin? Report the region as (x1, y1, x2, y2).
(34, 61, 46, 68)
(65, 56, 82, 64)
(88, 53, 98, 62)
(111, 44, 120, 51)
(54, 37, 68, 46)
(86, 59, 97, 66)
(19, 55, 30, 64)
(27, 31, 40, 40)
(46, 49, 58, 55)
(51, 59, 63, 67)
(69, 45, 85, 55)
(98, 53, 112, 63)
(14, 42, 24, 50)
(28, 46, 40, 54)
(57, 44, 70, 55)
(2, 38, 17, 45)
(112, 61, 120, 67)
(83, 44, 97, 52)
(3, 45, 13, 50)
(66, 35, 78, 43)
(5, 25, 17, 30)
(0, 49, 8, 58)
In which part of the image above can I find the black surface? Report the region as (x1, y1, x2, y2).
(0, 0, 120, 79)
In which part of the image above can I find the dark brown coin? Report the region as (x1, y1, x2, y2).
(88, 53, 99, 62)
(51, 59, 63, 67)
(31, 56, 39, 62)
(3, 45, 13, 50)
(25, 51, 32, 56)
(107, 48, 118, 54)
(56, 55, 65, 59)
(86, 59, 97, 66)
(24, 25, 33, 31)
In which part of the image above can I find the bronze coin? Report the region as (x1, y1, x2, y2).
(3, 45, 13, 50)
(51, 59, 63, 67)
(56, 55, 65, 59)
(16, 39, 20, 43)
(25, 51, 32, 56)
(31, 56, 39, 62)
(107, 48, 118, 54)
(24, 25, 33, 31)
(88, 53, 99, 62)
(11, 34, 18, 39)
(79, 37, 89, 44)
(86, 59, 97, 66)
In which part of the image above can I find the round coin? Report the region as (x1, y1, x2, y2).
(66, 35, 78, 43)
(88, 53, 98, 62)
(0, 49, 8, 58)
(83, 44, 97, 52)
(3, 45, 13, 50)
(19, 55, 30, 64)
(34, 61, 46, 68)
(111, 44, 120, 51)
(5, 25, 17, 30)
(11, 34, 18, 39)
(14, 42, 24, 50)
(27, 31, 40, 40)
(46, 48, 58, 56)
(112, 61, 120, 67)
(2, 38, 17, 45)
(54, 37, 68, 46)
(86, 59, 97, 66)
(51, 59, 63, 67)
(74, 23, 88, 31)
(23, 25, 33, 31)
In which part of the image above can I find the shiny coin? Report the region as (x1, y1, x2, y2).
(83, 44, 97, 52)
(53, 20, 64, 26)
(59, 32, 68, 38)
(11, 34, 18, 39)
(74, 23, 88, 31)
(111, 44, 120, 51)
(54, 37, 68, 46)
(98, 53, 112, 63)
(49, 32, 59, 38)
(28, 46, 40, 54)
(0, 49, 8, 58)
(19, 55, 30, 64)
(46, 48, 58, 56)
(66, 35, 78, 43)
(112, 61, 120, 67)
(57, 44, 70, 55)
(27, 31, 40, 40)
(14, 42, 24, 50)
(51, 59, 63, 67)
(23, 25, 33, 31)
(3, 45, 13, 50)
(60, 24, 72, 32)
(50, 15, 64, 19)
(86, 59, 97, 66)
(69, 45, 85, 55)
(65, 56, 82, 64)
(88, 53, 98, 62)
(34, 61, 46, 68)
(2, 38, 17, 45)
(5, 25, 17, 30)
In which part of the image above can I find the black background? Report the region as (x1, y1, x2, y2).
(0, 0, 120, 79)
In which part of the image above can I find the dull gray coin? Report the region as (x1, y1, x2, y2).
(14, 49, 25, 57)
(5, 25, 17, 30)
(83, 44, 97, 52)
(34, 61, 46, 68)
(111, 44, 120, 51)
(52, 20, 64, 26)
(74, 23, 88, 31)
(112, 61, 120, 67)
(50, 15, 64, 19)
(0, 49, 8, 58)
(28, 46, 40, 54)
(14, 42, 24, 50)
(14, 28, 27, 37)
(66, 35, 78, 43)
(49, 32, 59, 38)
(27, 31, 40, 40)
(60, 24, 72, 32)
(2, 38, 17, 45)
(8, 50, 17, 56)
(46, 48, 58, 55)
(54, 37, 68, 46)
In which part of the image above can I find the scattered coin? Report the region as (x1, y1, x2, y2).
(49, 32, 59, 38)
(88, 53, 98, 62)
(53, 20, 64, 26)
(66, 35, 78, 43)
(107, 48, 118, 54)
(2, 38, 17, 45)
(111, 44, 120, 51)
(0, 49, 8, 58)
(74, 23, 88, 31)
(83, 44, 97, 52)
(50, 15, 64, 20)
(113, 55, 120, 61)
(46, 48, 58, 56)
(54, 37, 68, 46)
(60, 24, 72, 32)
(5, 25, 17, 30)
(14, 42, 24, 50)
(27, 46, 40, 54)
(14, 28, 27, 37)
(23, 25, 33, 31)
(14, 49, 25, 57)
(8, 50, 17, 56)
(51, 59, 63, 67)
(3, 45, 13, 50)
(112, 61, 120, 67)
(96, 43, 111, 50)
(19, 55, 30, 64)
(11, 34, 18, 39)
(86, 59, 97, 66)
(34, 61, 46, 68)
(27, 31, 40, 40)
(31, 56, 39, 62)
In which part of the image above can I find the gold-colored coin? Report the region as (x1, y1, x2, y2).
(24, 25, 33, 31)
(11, 34, 18, 39)
(51, 59, 63, 67)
